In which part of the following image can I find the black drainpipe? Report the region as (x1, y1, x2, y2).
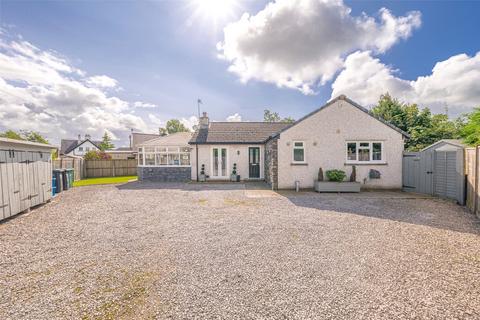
(196, 144, 199, 182)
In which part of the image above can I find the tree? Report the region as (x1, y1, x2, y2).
(264, 110, 281, 122)
(22, 131, 49, 144)
(159, 119, 190, 136)
(264, 109, 295, 123)
(99, 132, 115, 150)
(0, 129, 49, 144)
(460, 108, 480, 145)
(0, 130, 24, 140)
(371, 94, 463, 151)
(84, 150, 111, 160)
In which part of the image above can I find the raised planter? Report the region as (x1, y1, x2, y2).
(314, 181, 361, 193)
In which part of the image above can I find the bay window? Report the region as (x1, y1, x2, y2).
(346, 141, 384, 163)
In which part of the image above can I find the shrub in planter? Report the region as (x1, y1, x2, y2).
(326, 169, 346, 182)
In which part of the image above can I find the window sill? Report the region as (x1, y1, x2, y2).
(344, 162, 387, 166)
(291, 162, 308, 166)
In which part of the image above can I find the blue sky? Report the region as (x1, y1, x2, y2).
(0, 0, 479, 146)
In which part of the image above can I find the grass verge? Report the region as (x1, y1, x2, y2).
(73, 176, 137, 187)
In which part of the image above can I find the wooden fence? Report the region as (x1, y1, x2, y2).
(465, 148, 480, 218)
(53, 158, 84, 181)
(53, 158, 137, 179)
(85, 159, 137, 178)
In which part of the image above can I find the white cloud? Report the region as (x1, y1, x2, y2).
(148, 114, 164, 127)
(180, 116, 198, 130)
(0, 35, 147, 145)
(218, 0, 421, 94)
(226, 113, 242, 122)
(86, 75, 118, 88)
(134, 101, 157, 108)
(331, 50, 480, 115)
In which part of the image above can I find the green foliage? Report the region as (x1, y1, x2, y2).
(371, 94, 463, 151)
(263, 109, 295, 123)
(232, 163, 237, 175)
(83, 150, 112, 160)
(99, 132, 115, 150)
(23, 131, 49, 144)
(159, 119, 190, 136)
(460, 108, 480, 145)
(326, 169, 346, 182)
(0, 130, 49, 144)
(0, 129, 24, 140)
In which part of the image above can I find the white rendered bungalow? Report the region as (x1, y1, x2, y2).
(137, 95, 409, 189)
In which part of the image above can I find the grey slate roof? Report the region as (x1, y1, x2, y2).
(189, 95, 409, 145)
(60, 139, 101, 155)
(189, 122, 291, 144)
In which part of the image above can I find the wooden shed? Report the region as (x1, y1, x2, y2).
(403, 139, 465, 205)
(0, 138, 56, 221)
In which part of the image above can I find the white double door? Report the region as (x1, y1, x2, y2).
(211, 147, 228, 179)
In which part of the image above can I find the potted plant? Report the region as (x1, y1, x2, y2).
(199, 164, 206, 182)
(314, 167, 361, 193)
(231, 163, 238, 182)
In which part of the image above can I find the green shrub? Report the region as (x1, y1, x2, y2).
(326, 169, 346, 182)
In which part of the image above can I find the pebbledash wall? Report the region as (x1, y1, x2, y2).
(138, 166, 191, 182)
(276, 98, 405, 189)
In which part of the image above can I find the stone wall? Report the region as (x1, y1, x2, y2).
(138, 167, 191, 182)
(264, 137, 278, 190)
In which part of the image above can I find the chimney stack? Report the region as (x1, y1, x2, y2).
(199, 112, 209, 129)
(85, 134, 91, 140)
(78, 134, 81, 143)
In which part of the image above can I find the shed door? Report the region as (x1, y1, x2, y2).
(434, 151, 457, 200)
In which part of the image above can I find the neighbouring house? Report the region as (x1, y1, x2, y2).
(105, 147, 136, 160)
(60, 134, 101, 157)
(137, 95, 409, 189)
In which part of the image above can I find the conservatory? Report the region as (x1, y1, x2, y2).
(137, 132, 193, 182)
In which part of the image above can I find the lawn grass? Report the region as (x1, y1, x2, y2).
(73, 176, 137, 187)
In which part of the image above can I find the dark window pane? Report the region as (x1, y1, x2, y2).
(347, 143, 357, 161)
(359, 148, 370, 161)
(294, 149, 304, 162)
(373, 143, 382, 161)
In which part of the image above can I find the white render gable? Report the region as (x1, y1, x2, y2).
(276, 97, 405, 189)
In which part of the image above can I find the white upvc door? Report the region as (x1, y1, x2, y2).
(211, 147, 228, 179)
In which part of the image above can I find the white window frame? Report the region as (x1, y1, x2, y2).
(292, 141, 306, 163)
(345, 141, 385, 164)
(138, 146, 191, 167)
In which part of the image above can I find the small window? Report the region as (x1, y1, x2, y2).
(145, 153, 155, 165)
(180, 153, 190, 165)
(293, 141, 305, 162)
(180, 147, 190, 153)
(79, 147, 83, 151)
(156, 154, 168, 165)
(138, 152, 144, 166)
(168, 153, 180, 165)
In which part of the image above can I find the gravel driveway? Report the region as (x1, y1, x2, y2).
(1, 182, 480, 319)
